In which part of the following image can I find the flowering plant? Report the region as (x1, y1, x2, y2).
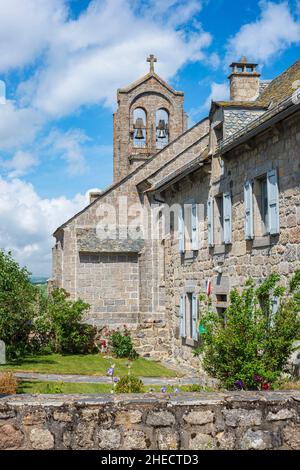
(196, 272, 300, 390)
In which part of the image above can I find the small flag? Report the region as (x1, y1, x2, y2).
(206, 279, 212, 297)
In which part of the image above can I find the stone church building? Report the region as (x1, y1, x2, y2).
(51, 56, 300, 364)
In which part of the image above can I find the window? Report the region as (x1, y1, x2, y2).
(257, 176, 269, 235)
(133, 108, 146, 148)
(156, 108, 169, 149)
(208, 193, 232, 247)
(215, 196, 224, 246)
(180, 293, 198, 341)
(216, 294, 228, 327)
(178, 202, 199, 253)
(214, 123, 223, 143)
(245, 170, 280, 240)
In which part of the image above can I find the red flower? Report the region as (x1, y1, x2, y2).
(262, 382, 270, 391)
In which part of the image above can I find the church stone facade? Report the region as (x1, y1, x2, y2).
(51, 56, 300, 365)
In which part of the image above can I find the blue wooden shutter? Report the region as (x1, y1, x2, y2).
(223, 192, 232, 244)
(178, 205, 185, 253)
(180, 295, 186, 338)
(244, 181, 254, 240)
(192, 293, 198, 341)
(267, 170, 280, 235)
(207, 198, 214, 247)
(271, 295, 280, 315)
(191, 203, 199, 251)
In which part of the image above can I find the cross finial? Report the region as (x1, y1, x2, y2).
(147, 54, 157, 73)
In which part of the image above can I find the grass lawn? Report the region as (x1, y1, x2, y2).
(17, 381, 200, 394)
(0, 354, 178, 378)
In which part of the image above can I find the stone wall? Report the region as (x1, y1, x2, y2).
(52, 118, 209, 337)
(79, 253, 139, 326)
(162, 109, 300, 365)
(0, 392, 299, 450)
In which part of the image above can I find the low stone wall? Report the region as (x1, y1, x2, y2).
(0, 392, 299, 450)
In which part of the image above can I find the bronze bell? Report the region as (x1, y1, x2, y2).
(134, 117, 145, 139)
(135, 128, 144, 139)
(157, 119, 167, 139)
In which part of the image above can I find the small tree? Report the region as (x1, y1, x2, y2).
(198, 273, 300, 390)
(38, 288, 96, 354)
(0, 250, 37, 359)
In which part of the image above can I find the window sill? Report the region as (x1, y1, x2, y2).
(183, 251, 197, 262)
(252, 236, 271, 248)
(213, 244, 226, 255)
(183, 337, 198, 348)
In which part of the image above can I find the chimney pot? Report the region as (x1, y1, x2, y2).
(228, 57, 261, 102)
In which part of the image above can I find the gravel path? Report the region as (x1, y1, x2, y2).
(15, 372, 200, 386)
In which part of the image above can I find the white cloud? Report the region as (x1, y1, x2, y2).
(43, 128, 89, 175)
(15, 0, 213, 116)
(189, 81, 229, 123)
(204, 82, 230, 108)
(0, 176, 89, 275)
(0, 0, 66, 72)
(1, 151, 38, 178)
(226, 1, 300, 64)
(0, 100, 43, 151)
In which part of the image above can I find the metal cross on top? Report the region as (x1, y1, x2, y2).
(147, 54, 157, 73)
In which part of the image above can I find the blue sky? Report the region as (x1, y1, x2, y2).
(0, 0, 299, 275)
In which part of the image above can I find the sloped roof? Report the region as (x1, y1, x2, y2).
(118, 71, 184, 96)
(146, 148, 210, 193)
(256, 59, 300, 107)
(213, 59, 300, 110)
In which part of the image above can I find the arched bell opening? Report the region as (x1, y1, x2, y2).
(156, 108, 169, 149)
(133, 108, 147, 149)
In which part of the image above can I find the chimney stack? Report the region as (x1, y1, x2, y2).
(229, 56, 261, 102)
(89, 191, 102, 204)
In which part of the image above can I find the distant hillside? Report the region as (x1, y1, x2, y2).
(30, 276, 48, 285)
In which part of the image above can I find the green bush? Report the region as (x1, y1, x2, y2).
(0, 250, 96, 357)
(115, 375, 144, 393)
(110, 329, 138, 359)
(0, 250, 38, 359)
(198, 273, 300, 390)
(37, 288, 96, 354)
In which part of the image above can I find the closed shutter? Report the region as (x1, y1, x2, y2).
(223, 192, 232, 245)
(191, 203, 199, 251)
(192, 293, 198, 341)
(267, 170, 280, 235)
(178, 205, 185, 253)
(180, 295, 186, 338)
(271, 295, 280, 315)
(244, 181, 254, 240)
(207, 198, 214, 247)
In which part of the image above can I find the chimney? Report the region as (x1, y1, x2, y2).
(89, 191, 102, 204)
(229, 56, 261, 102)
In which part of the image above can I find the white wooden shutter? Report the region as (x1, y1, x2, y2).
(207, 198, 214, 247)
(192, 293, 198, 341)
(178, 205, 185, 253)
(180, 295, 186, 338)
(267, 169, 280, 235)
(191, 203, 199, 251)
(223, 192, 232, 244)
(244, 181, 254, 240)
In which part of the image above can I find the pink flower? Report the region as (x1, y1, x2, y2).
(262, 382, 270, 391)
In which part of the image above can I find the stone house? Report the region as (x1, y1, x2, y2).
(51, 56, 300, 364)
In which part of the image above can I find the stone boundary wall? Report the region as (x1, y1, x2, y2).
(0, 392, 299, 450)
